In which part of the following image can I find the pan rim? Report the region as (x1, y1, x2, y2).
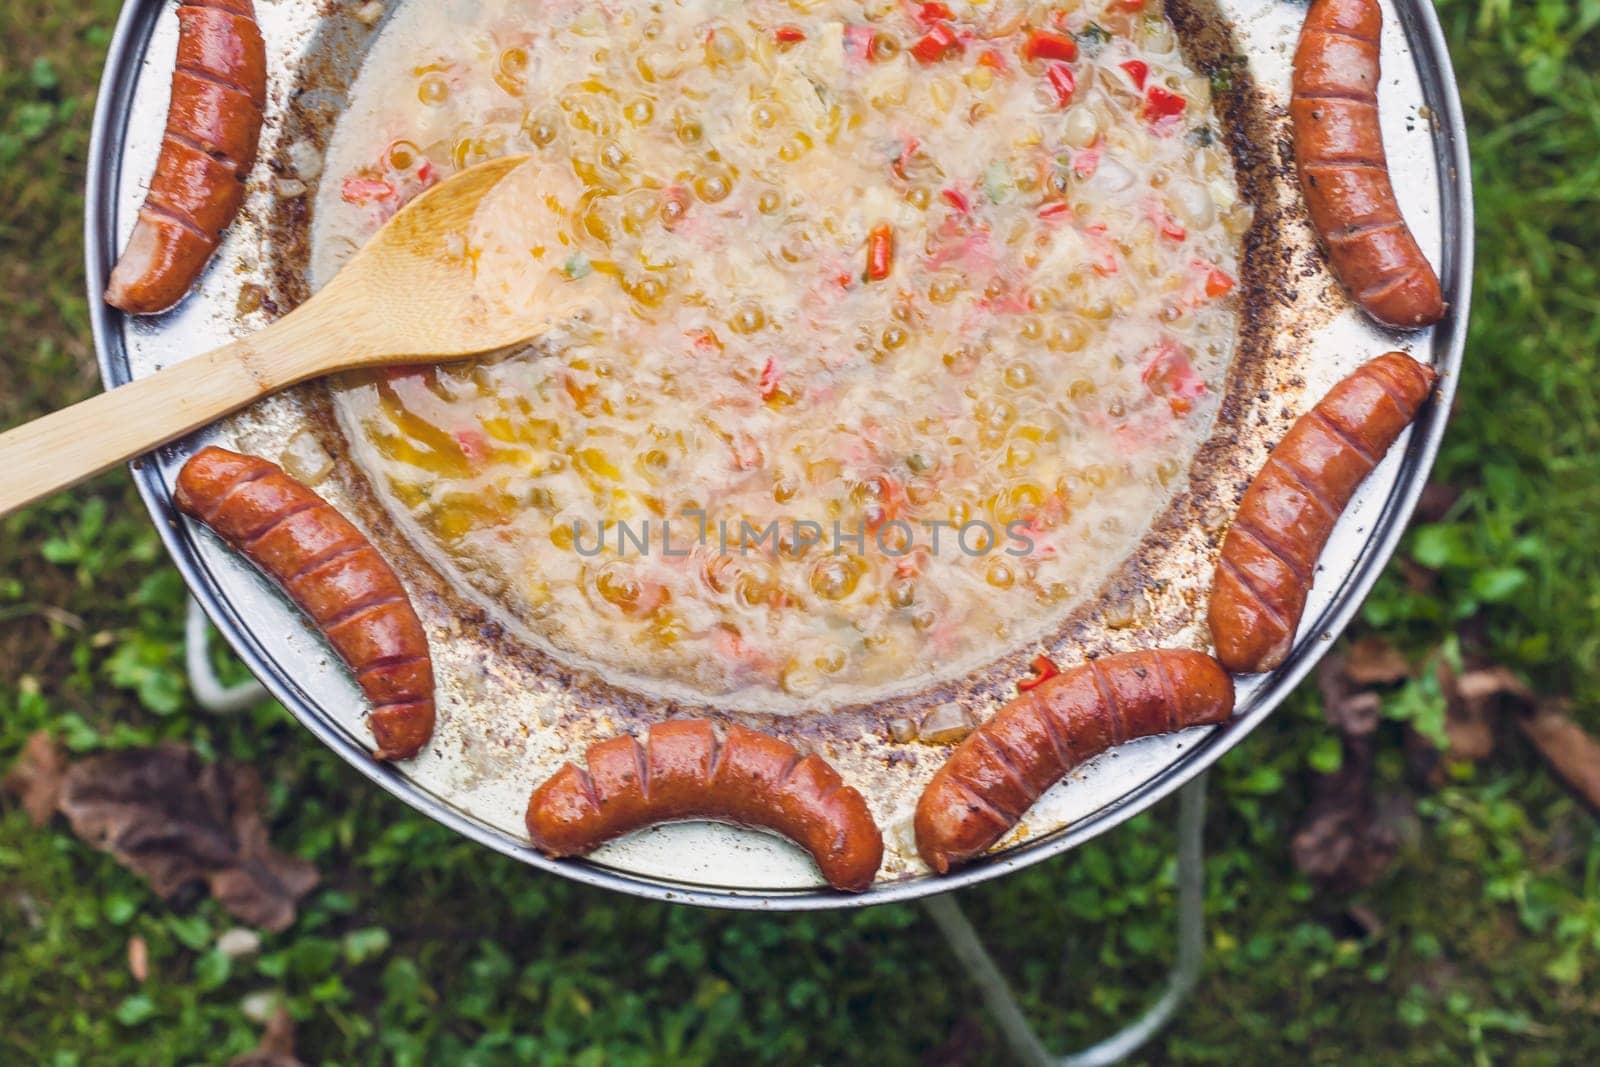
(85, 0, 1472, 911)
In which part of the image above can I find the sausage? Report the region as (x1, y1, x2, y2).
(105, 0, 267, 315)
(526, 720, 885, 892)
(1291, 0, 1445, 329)
(914, 650, 1234, 873)
(173, 447, 435, 760)
(1208, 352, 1438, 674)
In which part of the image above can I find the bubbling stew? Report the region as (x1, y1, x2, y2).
(313, 0, 1248, 707)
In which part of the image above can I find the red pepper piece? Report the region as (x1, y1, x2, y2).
(775, 26, 806, 44)
(892, 137, 922, 181)
(1140, 341, 1206, 417)
(1045, 64, 1076, 107)
(1070, 142, 1101, 179)
(341, 176, 397, 205)
(1148, 200, 1186, 242)
(1203, 264, 1236, 298)
(866, 224, 895, 281)
(917, 2, 955, 23)
(844, 25, 876, 62)
(686, 327, 722, 352)
(1022, 29, 1078, 64)
(1085, 223, 1117, 276)
(941, 187, 971, 213)
(1120, 59, 1148, 89)
(759, 358, 781, 400)
(911, 23, 961, 63)
(1143, 85, 1187, 124)
(453, 428, 490, 464)
(1017, 654, 1061, 692)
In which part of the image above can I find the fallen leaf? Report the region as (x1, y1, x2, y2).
(56, 744, 317, 933)
(1317, 653, 1382, 737)
(128, 936, 149, 983)
(1398, 558, 1438, 595)
(2, 731, 65, 827)
(1291, 736, 1400, 892)
(1342, 903, 1385, 940)
(1437, 663, 1507, 765)
(1415, 482, 1461, 524)
(227, 1006, 302, 1067)
(1343, 637, 1412, 687)
(1518, 702, 1600, 811)
(1301, 648, 1409, 891)
(1455, 666, 1535, 710)
(218, 927, 263, 960)
(209, 769, 320, 933)
(1411, 662, 1533, 786)
(1403, 726, 1448, 788)
(240, 991, 283, 1026)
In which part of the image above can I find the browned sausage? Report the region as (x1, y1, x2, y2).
(106, 0, 267, 315)
(526, 720, 885, 892)
(914, 650, 1234, 873)
(1208, 352, 1438, 674)
(1291, 0, 1445, 329)
(173, 446, 435, 760)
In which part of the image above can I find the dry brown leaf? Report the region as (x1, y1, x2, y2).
(1291, 736, 1401, 892)
(2, 731, 66, 827)
(1413, 663, 1535, 786)
(227, 1007, 302, 1067)
(128, 936, 149, 983)
(1519, 703, 1600, 811)
(1343, 637, 1412, 687)
(1317, 653, 1382, 737)
(1456, 667, 1536, 710)
(209, 769, 320, 932)
(1398, 558, 1439, 595)
(1415, 482, 1461, 525)
(1437, 662, 1502, 763)
(1343, 903, 1385, 940)
(56, 744, 317, 933)
(1442, 716, 1496, 765)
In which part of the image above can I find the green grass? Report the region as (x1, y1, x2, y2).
(4, 1, 1600, 1063)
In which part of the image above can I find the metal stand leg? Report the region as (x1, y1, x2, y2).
(922, 773, 1209, 1067)
(185, 597, 269, 713)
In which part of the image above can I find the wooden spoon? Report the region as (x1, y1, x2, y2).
(0, 153, 555, 518)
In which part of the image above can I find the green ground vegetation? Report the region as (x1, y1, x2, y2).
(3, 1, 1600, 1063)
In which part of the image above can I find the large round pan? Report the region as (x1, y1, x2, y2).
(86, 0, 1471, 909)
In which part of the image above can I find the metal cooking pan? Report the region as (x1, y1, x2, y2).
(85, 0, 1471, 909)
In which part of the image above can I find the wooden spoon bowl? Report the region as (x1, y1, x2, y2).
(0, 153, 547, 517)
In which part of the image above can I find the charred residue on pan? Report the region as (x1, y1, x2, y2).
(246, 1, 1317, 823)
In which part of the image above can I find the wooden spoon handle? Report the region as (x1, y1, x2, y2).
(0, 341, 271, 517)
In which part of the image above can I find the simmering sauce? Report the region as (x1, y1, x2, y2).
(313, 0, 1248, 707)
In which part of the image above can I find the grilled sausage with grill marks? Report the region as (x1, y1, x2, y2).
(1291, 0, 1445, 329)
(915, 650, 1234, 874)
(174, 447, 435, 760)
(526, 720, 885, 892)
(1208, 352, 1438, 674)
(106, 0, 267, 315)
